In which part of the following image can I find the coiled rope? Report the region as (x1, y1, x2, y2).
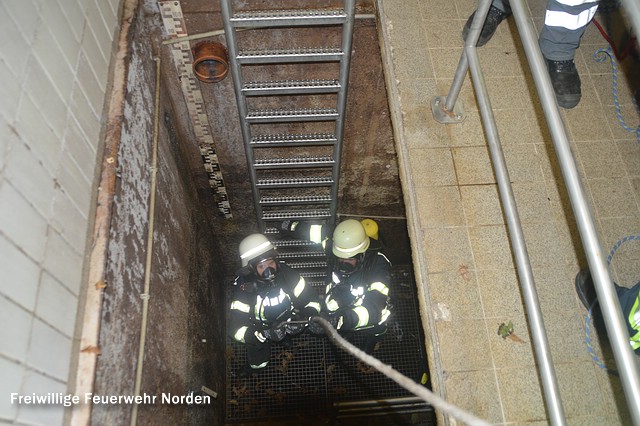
(584, 235, 640, 374)
(593, 47, 640, 145)
(312, 317, 493, 426)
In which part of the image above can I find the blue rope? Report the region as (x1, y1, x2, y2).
(607, 235, 640, 265)
(584, 235, 640, 374)
(584, 306, 617, 375)
(593, 47, 640, 145)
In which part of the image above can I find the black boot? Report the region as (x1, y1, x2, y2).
(545, 59, 581, 109)
(462, 5, 511, 47)
(575, 268, 598, 310)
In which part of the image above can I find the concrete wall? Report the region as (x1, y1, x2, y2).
(89, 4, 226, 423)
(0, 0, 121, 424)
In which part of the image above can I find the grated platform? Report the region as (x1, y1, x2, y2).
(225, 267, 434, 424)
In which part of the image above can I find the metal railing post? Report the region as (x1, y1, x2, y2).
(509, 2, 640, 424)
(444, 0, 492, 112)
(432, 0, 493, 124)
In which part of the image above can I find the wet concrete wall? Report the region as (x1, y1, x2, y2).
(91, 3, 226, 425)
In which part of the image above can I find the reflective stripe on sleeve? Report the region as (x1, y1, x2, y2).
(326, 296, 340, 312)
(544, 6, 597, 30)
(254, 330, 267, 343)
(353, 306, 370, 328)
(369, 281, 389, 296)
(231, 300, 251, 313)
(293, 276, 306, 298)
(306, 301, 321, 313)
(309, 224, 323, 243)
(234, 326, 248, 342)
(379, 306, 391, 325)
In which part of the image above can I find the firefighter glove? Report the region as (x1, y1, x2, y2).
(278, 220, 299, 235)
(261, 326, 286, 342)
(309, 312, 340, 335)
(329, 285, 356, 309)
(284, 322, 307, 336)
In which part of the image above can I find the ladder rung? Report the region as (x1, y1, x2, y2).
(237, 47, 343, 64)
(300, 271, 328, 279)
(260, 195, 331, 205)
(242, 79, 340, 96)
(247, 108, 338, 123)
(288, 261, 328, 269)
(251, 133, 337, 148)
(254, 156, 334, 169)
(257, 177, 333, 189)
(230, 9, 347, 27)
(270, 237, 320, 247)
(262, 210, 331, 221)
(278, 250, 326, 259)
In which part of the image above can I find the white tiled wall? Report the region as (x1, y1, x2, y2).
(0, 0, 122, 423)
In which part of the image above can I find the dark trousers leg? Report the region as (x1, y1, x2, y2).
(539, 0, 599, 60)
(246, 341, 271, 370)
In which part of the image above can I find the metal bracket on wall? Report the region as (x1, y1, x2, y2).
(159, 1, 232, 218)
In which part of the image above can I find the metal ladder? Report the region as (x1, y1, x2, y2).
(220, 0, 355, 238)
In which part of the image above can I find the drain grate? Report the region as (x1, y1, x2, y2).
(225, 266, 433, 423)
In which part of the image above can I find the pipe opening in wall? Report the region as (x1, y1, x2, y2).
(192, 40, 229, 83)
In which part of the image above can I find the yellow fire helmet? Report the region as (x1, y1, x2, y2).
(360, 218, 379, 240)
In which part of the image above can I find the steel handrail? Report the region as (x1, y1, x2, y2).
(509, 1, 640, 424)
(438, 0, 640, 424)
(460, 1, 566, 424)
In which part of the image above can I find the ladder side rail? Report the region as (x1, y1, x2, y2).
(220, 0, 266, 230)
(330, 0, 357, 229)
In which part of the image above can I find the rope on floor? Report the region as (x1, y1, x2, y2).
(312, 317, 493, 426)
(593, 47, 640, 145)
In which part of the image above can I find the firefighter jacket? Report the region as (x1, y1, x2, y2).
(625, 290, 640, 353)
(229, 262, 321, 345)
(325, 250, 392, 332)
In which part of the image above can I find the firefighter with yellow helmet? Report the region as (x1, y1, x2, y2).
(281, 218, 392, 353)
(229, 233, 321, 377)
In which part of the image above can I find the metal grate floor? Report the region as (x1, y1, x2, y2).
(225, 267, 434, 424)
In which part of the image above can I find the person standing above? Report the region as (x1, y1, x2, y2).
(229, 233, 321, 377)
(463, 0, 600, 109)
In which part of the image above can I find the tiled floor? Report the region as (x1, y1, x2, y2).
(377, 0, 640, 424)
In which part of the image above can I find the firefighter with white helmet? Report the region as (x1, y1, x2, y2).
(229, 233, 321, 377)
(280, 218, 392, 353)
